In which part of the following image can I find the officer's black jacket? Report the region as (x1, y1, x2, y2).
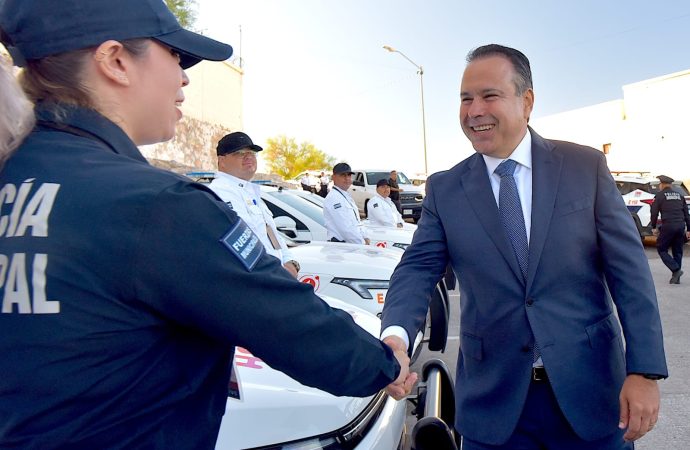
(0, 104, 399, 449)
(650, 187, 690, 228)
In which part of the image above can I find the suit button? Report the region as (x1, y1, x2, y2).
(526, 298, 534, 306)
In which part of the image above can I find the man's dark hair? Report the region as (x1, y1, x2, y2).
(467, 44, 532, 95)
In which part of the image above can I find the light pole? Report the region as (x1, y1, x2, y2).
(383, 45, 428, 175)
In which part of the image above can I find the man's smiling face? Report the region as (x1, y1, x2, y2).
(459, 55, 534, 159)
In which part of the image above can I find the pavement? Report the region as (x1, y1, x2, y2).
(405, 244, 689, 449)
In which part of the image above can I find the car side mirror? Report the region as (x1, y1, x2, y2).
(274, 216, 298, 238)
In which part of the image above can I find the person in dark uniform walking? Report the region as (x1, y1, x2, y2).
(651, 175, 690, 284)
(0, 1, 414, 448)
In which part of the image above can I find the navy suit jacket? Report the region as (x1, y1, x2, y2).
(381, 129, 667, 445)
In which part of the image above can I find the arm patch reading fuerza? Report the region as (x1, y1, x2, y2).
(220, 219, 265, 271)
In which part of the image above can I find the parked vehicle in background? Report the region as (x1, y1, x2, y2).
(613, 172, 690, 239)
(349, 170, 425, 222)
(262, 186, 416, 250)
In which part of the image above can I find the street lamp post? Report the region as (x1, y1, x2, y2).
(383, 45, 428, 175)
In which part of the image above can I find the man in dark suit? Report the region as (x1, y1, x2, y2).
(381, 44, 667, 449)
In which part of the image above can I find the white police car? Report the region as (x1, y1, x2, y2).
(216, 295, 410, 450)
(261, 186, 416, 251)
(614, 173, 690, 239)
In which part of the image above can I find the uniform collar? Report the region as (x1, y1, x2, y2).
(35, 103, 147, 163)
(214, 171, 252, 189)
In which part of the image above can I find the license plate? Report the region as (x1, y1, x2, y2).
(403, 209, 412, 215)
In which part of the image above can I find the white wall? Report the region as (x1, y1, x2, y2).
(532, 69, 690, 181)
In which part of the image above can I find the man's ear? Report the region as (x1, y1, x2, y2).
(523, 88, 534, 122)
(93, 40, 131, 86)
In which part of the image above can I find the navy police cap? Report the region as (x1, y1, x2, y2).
(657, 175, 674, 184)
(0, 0, 232, 69)
(333, 162, 354, 175)
(217, 132, 263, 156)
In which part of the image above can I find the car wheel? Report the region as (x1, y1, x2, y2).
(631, 214, 644, 242)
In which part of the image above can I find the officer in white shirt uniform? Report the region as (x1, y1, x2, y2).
(368, 179, 404, 228)
(209, 132, 300, 277)
(323, 162, 370, 245)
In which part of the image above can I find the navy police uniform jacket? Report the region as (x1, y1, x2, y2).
(0, 104, 400, 449)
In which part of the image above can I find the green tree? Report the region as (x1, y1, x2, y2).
(263, 136, 336, 180)
(165, 0, 197, 29)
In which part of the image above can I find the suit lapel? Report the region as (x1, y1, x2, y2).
(526, 129, 563, 292)
(461, 154, 525, 284)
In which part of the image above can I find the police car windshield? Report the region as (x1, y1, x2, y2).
(367, 171, 411, 184)
(265, 191, 326, 226)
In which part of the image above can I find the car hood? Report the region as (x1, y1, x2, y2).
(361, 221, 416, 248)
(216, 295, 384, 449)
(291, 241, 402, 279)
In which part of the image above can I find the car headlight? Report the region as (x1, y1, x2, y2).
(330, 278, 390, 299)
(392, 242, 409, 250)
(251, 392, 388, 450)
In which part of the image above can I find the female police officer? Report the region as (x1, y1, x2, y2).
(0, 1, 413, 448)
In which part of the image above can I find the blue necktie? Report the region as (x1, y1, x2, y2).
(494, 159, 528, 280)
(495, 160, 541, 363)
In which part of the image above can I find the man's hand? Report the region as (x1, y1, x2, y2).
(619, 374, 660, 442)
(686, 231, 690, 240)
(652, 228, 659, 236)
(397, 223, 403, 228)
(364, 238, 371, 245)
(383, 336, 417, 400)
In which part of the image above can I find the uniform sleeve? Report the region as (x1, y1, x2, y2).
(129, 182, 400, 397)
(650, 193, 662, 228)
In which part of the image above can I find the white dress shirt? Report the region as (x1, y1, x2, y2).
(368, 193, 404, 227)
(208, 172, 294, 264)
(381, 130, 534, 350)
(323, 186, 367, 244)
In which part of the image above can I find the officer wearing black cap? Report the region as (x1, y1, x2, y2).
(323, 162, 370, 244)
(651, 175, 690, 284)
(368, 179, 405, 228)
(209, 131, 301, 277)
(0, 1, 414, 448)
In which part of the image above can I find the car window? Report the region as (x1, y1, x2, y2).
(396, 172, 411, 184)
(366, 172, 390, 186)
(353, 172, 365, 187)
(615, 181, 632, 195)
(265, 192, 326, 227)
(262, 200, 309, 231)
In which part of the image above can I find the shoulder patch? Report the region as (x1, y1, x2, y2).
(373, 203, 379, 208)
(334, 203, 342, 209)
(225, 201, 234, 210)
(220, 219, 265, 271)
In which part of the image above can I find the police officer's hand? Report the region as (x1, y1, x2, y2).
(397, 223, 403, 228)
(283, 262, 299, 278)
(652, 228, 659, 236)
(686, 231, 690, 240)
(364, 238, 371, 245)
(383, 336, 418, 400)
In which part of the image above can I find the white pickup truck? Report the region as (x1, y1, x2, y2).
(348, 170, 425, 223)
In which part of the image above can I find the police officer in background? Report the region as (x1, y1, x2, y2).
(209, 131, 300, 277)
(388, 169, 404, 213)
(324, 162, 370, 244)
(0, 1, 415, 448)
(651, 174, 690, 284)
(368, 179, 404, 228)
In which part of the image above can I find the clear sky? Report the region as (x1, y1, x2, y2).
(195, 0, 690, 176)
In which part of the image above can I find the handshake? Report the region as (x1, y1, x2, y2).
(383, 335, 418, 400)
